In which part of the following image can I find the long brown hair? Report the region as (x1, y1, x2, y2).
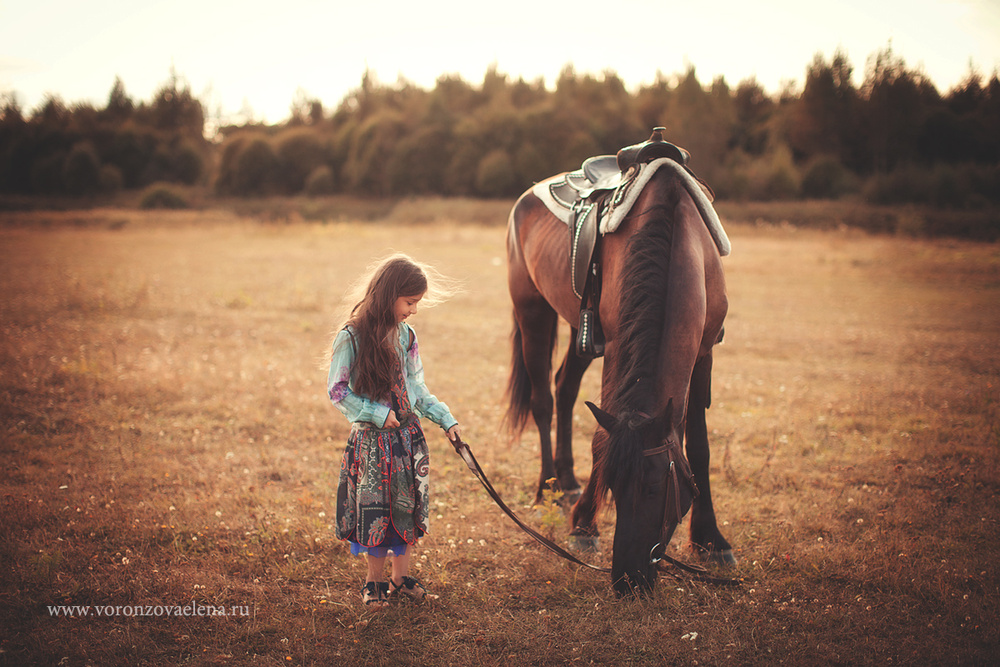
(344, 254, 428, 400)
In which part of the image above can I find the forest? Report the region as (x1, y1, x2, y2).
(1, 46, 998, 213)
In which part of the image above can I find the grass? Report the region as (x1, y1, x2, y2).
(1, 201, 998, 665)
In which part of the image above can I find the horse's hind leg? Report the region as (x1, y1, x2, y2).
(553, 329, 591, 503)
(514, 299, 560, 504)
(686, 353, 736, 566)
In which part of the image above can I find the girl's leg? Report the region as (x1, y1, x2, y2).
(390, 548, 412, 586)
(362, 554, 389, 605)
(390, 544, 427, 599)
(366, 554, 387, 583)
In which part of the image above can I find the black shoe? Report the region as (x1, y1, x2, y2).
(390, 576, 427, 601)
(361, 581, 389, 606)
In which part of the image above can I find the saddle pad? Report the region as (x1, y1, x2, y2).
(532, 158, 732, 257)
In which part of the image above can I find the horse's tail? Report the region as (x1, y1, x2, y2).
(503, 315, 532, 436)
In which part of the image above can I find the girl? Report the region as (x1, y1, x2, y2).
(327, 254, 461, 606)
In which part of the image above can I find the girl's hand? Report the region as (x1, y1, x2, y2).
(446, 424, 461, 442)
(384, 411, 400, 429)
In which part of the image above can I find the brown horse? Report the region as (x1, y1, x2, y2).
(505, 142, 734, 596)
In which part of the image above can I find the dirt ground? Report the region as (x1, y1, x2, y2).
(1, 208, 998, 665)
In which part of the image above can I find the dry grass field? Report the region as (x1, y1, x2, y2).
(1, 202, 998, 666)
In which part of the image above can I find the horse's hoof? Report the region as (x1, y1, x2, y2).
(562, 489, 582, 508)
(568, 534, 600, 554)
(699, 548, 737, 567)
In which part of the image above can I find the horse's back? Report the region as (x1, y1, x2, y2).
(507, 188, 579, 322)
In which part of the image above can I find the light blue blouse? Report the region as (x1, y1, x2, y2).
(327, 323, 457, 431)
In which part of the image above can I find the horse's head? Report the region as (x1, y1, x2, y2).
(586, 399, 698, 597)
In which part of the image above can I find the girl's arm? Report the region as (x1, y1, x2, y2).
(327, 328, 392, 428)
(404, 325, 458, 432)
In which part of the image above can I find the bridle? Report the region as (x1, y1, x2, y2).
(643, 436, 700, 568)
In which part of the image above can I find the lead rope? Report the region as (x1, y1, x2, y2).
(450, 436, 609, 573)
(450, 436, 741, 586)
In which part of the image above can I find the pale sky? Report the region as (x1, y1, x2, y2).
(2, 0, 999, 125)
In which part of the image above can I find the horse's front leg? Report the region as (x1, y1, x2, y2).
(686, 353, 736, 565)
(568, 430, 606, 553)
(553, 329, 592, 504)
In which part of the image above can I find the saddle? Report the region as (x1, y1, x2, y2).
(559, 128, 697, 359)
(553, 129, 698, 300)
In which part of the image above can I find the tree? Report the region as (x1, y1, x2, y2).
(103, 77, 134, 124)
(386, 124, 452, 194)
(146, 68, 205, 140)
(860, 45, 939, 172)
(664, 67, 735, 181)
(732, 77, 773, 156)
(0, 93, 27, 192)
(340, 110, 408, 195)
(288, 88, 323, 126)
(789, 51, 858, 165)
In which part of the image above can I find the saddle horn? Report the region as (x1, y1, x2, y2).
(616, 127, 690, 173)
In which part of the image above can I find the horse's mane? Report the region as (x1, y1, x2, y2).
(594, 195, 677, 501)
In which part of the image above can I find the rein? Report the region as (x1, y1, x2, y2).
(450, 436, 739, 585)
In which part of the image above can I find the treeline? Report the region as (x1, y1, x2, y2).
(0, 71, 208, 198)
(2, 47, 999, 209)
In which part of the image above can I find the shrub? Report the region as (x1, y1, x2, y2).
(759, 148, 800, 200)
(99, 164, 124, 194)
(443, 142, 481, 196)
(861, 163, 1000, 209)
(385, 125, 451, 195)
(171, 140, 204, 185)
(764, 167, 800, 199)
(966, 163, 1000, 205)
(801, 156, 859, 199)
(514, 143, 550, 188)
(864, 166, 936, 206)
(139, 183, 189, 209)
(340, 111, 408, 196)
(234, 138, 281, 196)
(276, 129, 327, 194)
(304, 165, 336, 196)
(475, 149, 516, 198)
(106, 128, 156, 188)
(30, 152, 66, 194)
(62, 143, 102, 196)
(141, 146, 175, 185)
(213, 135, 248, 195)
(740, 147, 800, 200)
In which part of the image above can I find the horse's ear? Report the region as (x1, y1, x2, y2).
(586, 401, 617, 432)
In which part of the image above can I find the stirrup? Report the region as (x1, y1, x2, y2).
(361, 581, 389, 605)
(390, 576, 427, 601)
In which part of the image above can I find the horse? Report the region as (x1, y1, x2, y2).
(504, 132, 735, 596)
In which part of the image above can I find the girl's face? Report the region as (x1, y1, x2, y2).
(393, 293, 423, 323)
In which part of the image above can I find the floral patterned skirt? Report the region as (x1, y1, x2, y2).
(335, 414, 429, 555)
